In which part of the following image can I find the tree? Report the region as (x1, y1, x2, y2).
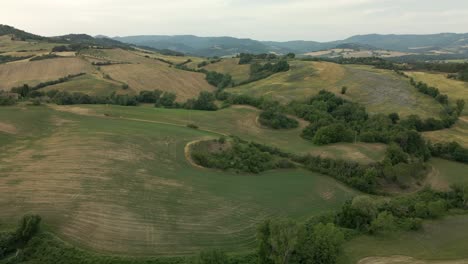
(427, 200, 446, 218)
(385, 143, 409, 165)
(388, 112, 400, 124)
(157, 92, 177, 108)
(456, 99, 465, 115)
(193, 92, 217, 111)
(312, 124, 354, 145)
(14, 214, 41, 243)
(341, 86, 348, 95)
(257, 219, 299, 264)
(370, 211, 397, 235)
(196, 250, 229, 264)
(451, 184, 468, 208)
(307, 223, 344, 264)
(335, 197, 377, 231)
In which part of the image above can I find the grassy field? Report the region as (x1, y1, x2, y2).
(0, 57, 95, 90)
(203, 58, 251, 83)
(339, 215, 468, 264)
(42, 73, 124, 96)
(0, 35, 60, 53)
(80, 48, 214, 101)
(427, 158, 468, 190)
(0, 105, 358, 256)
(58, 104, 387, 163)
(229, 61, 442, 118)
(406, 71, 468, 147)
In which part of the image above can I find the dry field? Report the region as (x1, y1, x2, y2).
(0, 57, 95, 90)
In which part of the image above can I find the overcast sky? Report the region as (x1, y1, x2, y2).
(2, 0, 468, 41)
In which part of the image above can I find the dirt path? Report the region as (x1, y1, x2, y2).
(184, 139, 214, 169)
(0, 122, 17, 134)
(49, 105, 229, 137)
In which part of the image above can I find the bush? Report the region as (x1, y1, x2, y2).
(313, 124, 354, 145)
(187, 124, 199, 129)
(196, 250, 229, 264)
(258, 109, 299, 129)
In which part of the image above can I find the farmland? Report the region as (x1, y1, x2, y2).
(229, 61, 442, 118)
(0, 57, 95, 90)
(339, 215, 468, 264)
(0, 105, 358, 255)
(2, 27, 468, 264)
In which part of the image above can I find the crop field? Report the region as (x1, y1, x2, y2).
(62, 104, 387, 163)
(132, 49, 205, 66)
(42, 73, 123, 96)
(203, 58, 251, 83)
(229, 61, 442, 118)
(0, 57, 95, 90)
(339, 215, 468, 264)
(0, 105, 358, 256)
(79, 48, 214, 101)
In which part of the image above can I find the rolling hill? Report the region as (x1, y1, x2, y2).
(114, 33, 468, 57)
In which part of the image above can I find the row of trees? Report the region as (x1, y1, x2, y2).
(429, 141, 468, 163)
(9, 73, 86, 97)
(0, 54, 33, 64)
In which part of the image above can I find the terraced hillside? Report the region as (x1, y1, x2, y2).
(229, 61, 443, 118)
(0, 105, 357, 256)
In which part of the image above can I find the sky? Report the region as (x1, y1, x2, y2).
(2, 0, 468, 41)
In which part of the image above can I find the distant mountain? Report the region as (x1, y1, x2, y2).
(114, 35, 275, 57)
(343, 33, 468, 52)
(52, 34, 131, 49)
(2, 24, 468, 58)
(115, 33, 468, 57)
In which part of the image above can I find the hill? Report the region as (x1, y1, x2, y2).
(114, 33, 468, 57)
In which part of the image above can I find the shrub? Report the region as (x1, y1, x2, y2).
(258, 110, 299, 129)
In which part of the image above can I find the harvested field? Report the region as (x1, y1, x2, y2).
(100, 63, 214, 101)
(0, 57, 94, 90)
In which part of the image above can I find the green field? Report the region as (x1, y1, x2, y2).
(57, 104, 387, 163)
(42, 73, 124, 96)
(0, 105, 358, 256)
(427, 158, 468, 190)
(339, 215, 468, 264)
(229, 61, 442, 118)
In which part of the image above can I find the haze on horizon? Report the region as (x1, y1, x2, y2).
(2, 0, 468, 42)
